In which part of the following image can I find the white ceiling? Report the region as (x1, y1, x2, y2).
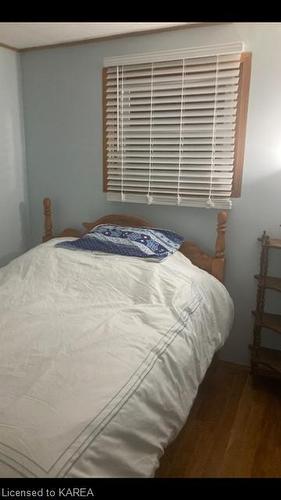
(0, 22, 193, 50)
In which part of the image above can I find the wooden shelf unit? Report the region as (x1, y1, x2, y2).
(250, 345, 281, 380)
(254, 275, 281, 293)
(266, 238, 281, 249)
(252, 311, 281, 335)
(250, 231, 281, 379)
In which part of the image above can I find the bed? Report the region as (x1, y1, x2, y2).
(0, 198, 233, 478)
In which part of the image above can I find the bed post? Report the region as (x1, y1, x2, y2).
(212, 211, 228, 283)
(215, 211, 228, 259)
(43, 197, 54, 242)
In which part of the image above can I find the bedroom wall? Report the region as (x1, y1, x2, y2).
(20, 22, 281, 365)
(0, 47, 29, 267)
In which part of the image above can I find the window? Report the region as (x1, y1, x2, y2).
(103, 43, 251, 209)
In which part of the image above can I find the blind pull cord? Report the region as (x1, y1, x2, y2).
(120, 65, 125, 201)
(116, 66, 119, 152)
(177, 58, 185, 206)
(206, 55, 219, 209)
(147, 62, 154, 205)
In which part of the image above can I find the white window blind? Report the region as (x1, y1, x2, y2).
(104, 42, 245, 209)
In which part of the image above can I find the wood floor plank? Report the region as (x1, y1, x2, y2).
(252, 379, 281, 477)
(218, 376, 270, 477)
(156, 361, 281, 478)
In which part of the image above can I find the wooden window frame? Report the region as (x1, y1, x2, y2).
(231, 52, 252, 197)
(102, 52, 252, 199)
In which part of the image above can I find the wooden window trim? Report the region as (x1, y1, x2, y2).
(102, 67, 108, 192)
(232, 52, 252, 197)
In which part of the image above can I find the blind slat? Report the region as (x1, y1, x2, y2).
(106, 163, 233, 172)
(106, 63, 240, 80)
(106, 86, 239, 98)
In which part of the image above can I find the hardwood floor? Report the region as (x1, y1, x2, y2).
(156, 360, 281, 477)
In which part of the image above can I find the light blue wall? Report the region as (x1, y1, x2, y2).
(21, 23, 281, 364)
(0, 47, 29, 266)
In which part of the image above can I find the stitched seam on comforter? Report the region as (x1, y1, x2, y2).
(0, 295, 201, 478)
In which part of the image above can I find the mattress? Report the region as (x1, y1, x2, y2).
(0, 238, 233, 477)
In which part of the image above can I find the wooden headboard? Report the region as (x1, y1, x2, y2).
(43, 198, 228, 283)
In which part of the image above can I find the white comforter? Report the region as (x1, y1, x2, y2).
(0, 239, 233, 478)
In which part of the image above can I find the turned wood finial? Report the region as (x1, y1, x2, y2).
(43, 197, 53, 242)
(258, 230, 270, 246)
(215, 211, 228, 259)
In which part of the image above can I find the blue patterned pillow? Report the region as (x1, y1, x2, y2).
(55, 224, 184, 261)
